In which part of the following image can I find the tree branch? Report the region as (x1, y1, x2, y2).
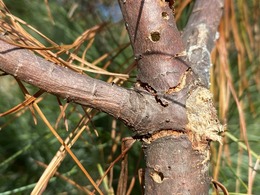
(0, 39, 187, 135)
(182, 0, 224, 87)
(0, 39, 132, 121)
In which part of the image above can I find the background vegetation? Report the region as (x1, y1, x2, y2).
(0, 0, 259, 194)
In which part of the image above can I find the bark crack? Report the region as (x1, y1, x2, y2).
(166, 67, 191, 94)
(136, 80, 169, 107)
(142, 130, 184, 144)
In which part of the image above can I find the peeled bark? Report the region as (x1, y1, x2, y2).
(182, 0, 224, 87)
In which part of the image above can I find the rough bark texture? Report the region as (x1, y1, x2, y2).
(118, 0, 224, 194)
(182, 0, 224, 87)
(117, 0, 194, 137)
(0, 40, 188, 135)
(119, 0, 188, 92)
(143, 135, 210, 195)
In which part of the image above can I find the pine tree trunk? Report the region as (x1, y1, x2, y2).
(118, 0, 224, 194)
(143, 135, 210, 194)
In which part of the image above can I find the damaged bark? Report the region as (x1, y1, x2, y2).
(182, 0, 224, 88)
(119, 0, 188, 92)
(0, 39, 190, 135)
(118, 0, 224, 194)
(143, 135, 210, 194)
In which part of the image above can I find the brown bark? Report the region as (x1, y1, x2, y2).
(117, 0, 195, 137)
(118, 0, 224, 194)
(143, 135, 210, 194)
(118, 0, 188, 92)
(0, 39, 187, 135)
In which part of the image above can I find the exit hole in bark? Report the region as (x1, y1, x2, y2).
(150, 31, 160, 42)
(162, 12, 169, 20)
(158, 172, 164, 180)
(150, 171, 164, 183)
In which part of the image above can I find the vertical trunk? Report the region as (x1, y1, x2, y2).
(143, 135, 210, 194)
(118, 0, 223, 194)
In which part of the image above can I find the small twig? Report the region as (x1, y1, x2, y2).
(212, 179, 229, 195)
